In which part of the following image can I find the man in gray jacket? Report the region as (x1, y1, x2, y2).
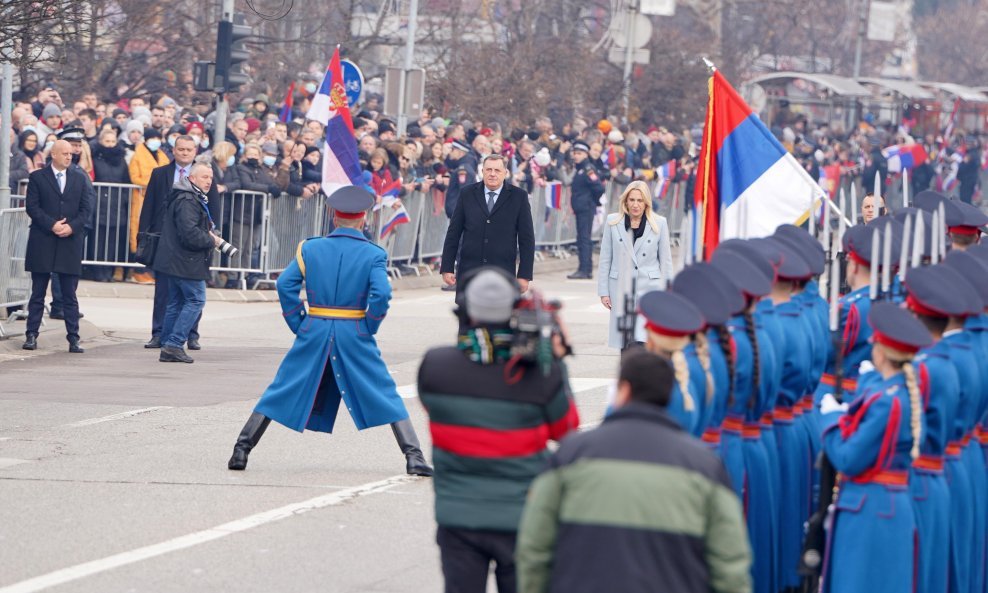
(152, 163, 222, 363)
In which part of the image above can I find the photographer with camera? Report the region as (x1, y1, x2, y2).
(417, 267, 579, 593)
(152, 163, 225, 363)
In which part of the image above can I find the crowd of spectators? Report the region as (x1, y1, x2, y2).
(6, 85, 984, 288)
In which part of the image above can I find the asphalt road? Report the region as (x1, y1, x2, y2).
(0, 270, 619, 593)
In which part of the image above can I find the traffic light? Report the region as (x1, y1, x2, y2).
(215, 15, 251, 93)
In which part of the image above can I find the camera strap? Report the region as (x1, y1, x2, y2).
(194, 195, 216, 230)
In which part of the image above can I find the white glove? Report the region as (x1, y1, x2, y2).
(858, 360, 875, 375)
(820, 393, 848, 415)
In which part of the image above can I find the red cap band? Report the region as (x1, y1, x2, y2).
(848, 249, 870, 268)
(873, 329, 921, 354)
(905, 294, 949, 318)
(948, 226, 982, 236)
(644, 320, 694, 338)
(335, 210, 366, 220)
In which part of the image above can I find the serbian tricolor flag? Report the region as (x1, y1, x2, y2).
(278, 82, 295, 123)
(882, 143, 928, 173)
(378, 195, 410, 240)
(546, 181, 563, 209)
(655, 160, 676, 199)
(818, 163, 841, 198)
(693, 71, 824, 259)
(308, 47, 362, 198)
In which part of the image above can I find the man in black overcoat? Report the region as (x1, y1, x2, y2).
(23, 140, 94, 353)
(440, 154, 535, 295)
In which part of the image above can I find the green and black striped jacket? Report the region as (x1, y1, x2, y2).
(417, 346, 580, 532)
(517, 401, 751, 593)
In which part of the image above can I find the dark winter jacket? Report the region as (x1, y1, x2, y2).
(235, 159, 280, 224)
(24, 165, 94, 275)
(152, 176, 214, 281)
(92, 143, 131, 226)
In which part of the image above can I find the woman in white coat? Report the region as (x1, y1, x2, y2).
(597, 180, 673, 349)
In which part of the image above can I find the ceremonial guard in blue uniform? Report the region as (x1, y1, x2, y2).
(904, 266, 963, 593)
(670, 263, 736, 451)
(227, 187, 433, 476)
(942, 253, 988, 593)
(637, 290, 706, 433)
(819, 302, 930, 593)
(711, 248, 778, 593)
(751, 236, 812, 591)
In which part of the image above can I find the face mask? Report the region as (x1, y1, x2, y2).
(200, 138, 209, 149)
(44, 141, 54, 151)
(305, 82, 317, 94)
(246, 158, 260, 168)
(191, 136, 201, 147)
(168, 136, 177, 147)
(262, 155, 277, 167)
(145, 139, 162, 152)
(226, 155, 236, 167)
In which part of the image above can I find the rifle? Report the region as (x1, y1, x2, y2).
(799, 235, 844, 586)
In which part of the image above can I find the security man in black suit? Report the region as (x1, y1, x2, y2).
(567, 141, 605, 279)
(138, 135, 216, 350)
(440, 153, 535, 296)
(22, 139, 94, 353)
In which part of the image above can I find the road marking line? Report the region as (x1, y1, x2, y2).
(397, 377, 612, 400)
(0, 475, 413, 593)
(62, 407, 172, 428)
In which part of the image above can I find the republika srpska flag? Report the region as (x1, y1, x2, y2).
(693, 71, 824, 259)
(307, 46, 364, 198)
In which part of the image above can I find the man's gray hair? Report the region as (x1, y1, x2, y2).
(482, 153, 507, 168)
(189, 162, 212, 177)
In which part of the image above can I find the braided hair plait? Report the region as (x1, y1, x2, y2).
(671, 349, 695, 412)
(716, 325, 735, 408)
(744, 310, 761, 401)
(693, 332, 715, 407)
(903, 362, 922, 460)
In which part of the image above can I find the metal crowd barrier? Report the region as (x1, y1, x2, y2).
(84, 182, 139, 268)
(415, 190, 450, 266)
(0, 206, 32, 338)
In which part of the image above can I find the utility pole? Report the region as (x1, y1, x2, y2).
(396, 0, 419, 137)
(621, 0, 639, 124)
(852, 0, 869, 78)
(213, 0, 235, 149)
(0, 63, 12, 209)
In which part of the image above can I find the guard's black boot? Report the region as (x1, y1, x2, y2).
(22, 333, 37, 350)
(391, 418, 434, 477)
(228, 412, 271, 470)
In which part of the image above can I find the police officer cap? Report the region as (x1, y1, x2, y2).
(462, 267, 521, 324)
(716, 239, 776, 281)
(328, 185, 375, 215)
(942, 251, 988, 310)
(571, 141, 590, 153)
(946, 200, 988, 235)
(905, 265, 979, 318)
(913, 190, 947, 213)
(868, 301, 932, 354)
(751, 237, 811, 280)
(893, 208, 933, 259)
(56, 126, 85, 141)
(450, 139, 471, 153)
(710, 249, 772, 299)
(671, 263, 739, 325)
(638, 290, 705, 337)
(773, 226, 824, 276)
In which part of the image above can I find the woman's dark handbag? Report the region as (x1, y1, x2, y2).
(135, 231, 160, 266)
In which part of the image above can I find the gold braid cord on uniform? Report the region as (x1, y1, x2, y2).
(671, 350, 695, 412)
(693, 333, 715, 407)
(295, 240, 307, 277)
(903, 362, 922, 460)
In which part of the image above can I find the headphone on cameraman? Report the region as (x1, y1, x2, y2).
(453, 266, 522, 326)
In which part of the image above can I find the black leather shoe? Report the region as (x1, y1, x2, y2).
(159, 346, 193, 363)
(144, 335, 161, 349)
(567, 271, 592, 280)
(187, 338, 201, 351)
(22, 334, 37, 350)
(68, 339, 84, 354)
(49, 310, 64, 320)
(440, 284, 456, 292)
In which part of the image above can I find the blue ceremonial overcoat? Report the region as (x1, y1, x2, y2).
(253, 228, 409, 433)
(821, 374, 921, 593)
